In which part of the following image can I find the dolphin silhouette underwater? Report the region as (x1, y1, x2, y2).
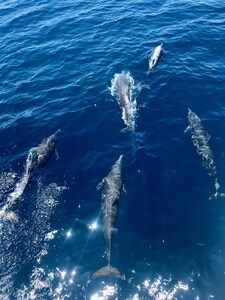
(185, 109, 225, 200)
(93, 155, 125, 280)
(147, 43, 163, 76)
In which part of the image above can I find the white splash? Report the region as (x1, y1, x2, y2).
(17, 267, 68, 300)
(0, 210, 19, 223)
(109, 71, 140, 131)
(0, 172, 17, 221)
(13, 183, 67, 299)
(45, 230, 58, 241)
(132, 294, 140, 300)
(90, 284, 117, 300)
(0, 154, 33, 218)
(7, 174, 29, 203)
(58, 269, 67, 280)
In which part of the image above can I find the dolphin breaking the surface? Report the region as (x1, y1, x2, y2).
(0, 129, 61, 218)
(26, 129, 61, 177)
(147, 43, 163, 76)
(115, 71, 136, 132)
(185, 109, 225, 200)
(93, 155, 125, 280)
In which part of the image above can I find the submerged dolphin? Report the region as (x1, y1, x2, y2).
(185, 109, 225, 200)
(147, 43, 163, 76)
(115, 71, 136, 132)
(93, 155, 125, 280)
(26, 129, 61, 177)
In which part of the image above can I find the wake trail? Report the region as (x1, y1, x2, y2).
(131, 130, 138, 157)
(0, 155, 32, 218)
(130, 130, 145, 161)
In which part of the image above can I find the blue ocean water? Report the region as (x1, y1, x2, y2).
(0, 0, 225, 298)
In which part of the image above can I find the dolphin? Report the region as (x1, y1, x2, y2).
(93, 155, 125, 280)
(26, 129, 61, 177)
(115, 71, 136, 132)
(147, 43, 163, 76)
(0, 129, 61, 216)
(185, 109, 225, 200)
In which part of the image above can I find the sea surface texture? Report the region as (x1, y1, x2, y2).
(0, 0, 225, 299)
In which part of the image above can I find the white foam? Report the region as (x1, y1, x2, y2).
(142, 277, 189, 300)
(6, 182, 67, 299)
(109, 71, 140, 131)
(90, 284, 117, 300)
(7, 173, 29, 203)
(0, 153, 33, 218)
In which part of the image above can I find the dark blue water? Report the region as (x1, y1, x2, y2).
(1, 0, 225, 298)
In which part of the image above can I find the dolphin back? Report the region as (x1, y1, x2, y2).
(92, 264, 125, 280)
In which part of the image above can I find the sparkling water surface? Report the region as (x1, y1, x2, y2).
(0, 0, 225, 299)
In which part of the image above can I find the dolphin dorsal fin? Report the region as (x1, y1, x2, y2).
(38, 138, 47, 147)
(184, 126, 190, 134)
(42, 137, 48, 144)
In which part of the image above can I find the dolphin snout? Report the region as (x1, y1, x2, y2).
(54, 129, 62, 136)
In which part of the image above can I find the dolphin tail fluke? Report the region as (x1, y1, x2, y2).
(92, 265, 125, 280)
(209, 192, 225, 201)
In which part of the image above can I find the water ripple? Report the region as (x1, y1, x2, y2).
(0, 0, 225, 298)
